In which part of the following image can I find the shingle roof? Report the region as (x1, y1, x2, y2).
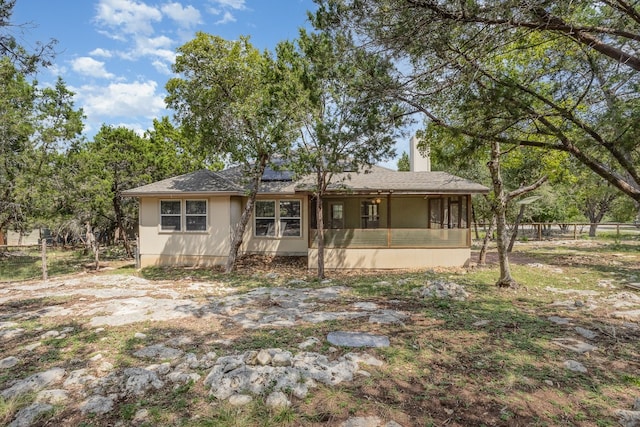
(122, 169, 241, 196)
(124, 165, 489, 196)
(298, 169, 489, 194)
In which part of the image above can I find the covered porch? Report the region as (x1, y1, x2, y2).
(308, 193, 473, 269)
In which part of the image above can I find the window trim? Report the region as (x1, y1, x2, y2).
(254, 198, 302, 238)
(255, 199, 277, 237)
(361, 199, 381, 229)
(159, 199, 208, 233)
(330, 202, 344, 229)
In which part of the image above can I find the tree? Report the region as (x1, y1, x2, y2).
(0, 0, 56, 74)
(0, 0, 75, 244)
(397, 152, 409, 171)
(283, 28, 405, 279)
(314, 0, 640, 212)
(0, 60, 83, 243)
(70, 125, 199, 257)
(166, 33, 304, 272)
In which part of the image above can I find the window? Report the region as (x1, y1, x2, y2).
(330, 203, 344, 229)
(428, 196, 468, 229)
(160, 200, 207, 232)
(280, 200, 301, 237)
(160, 201, 181, 231)
(255, 199, 301, 237)
(255, 200, 276, 237)
(361, 200, 380, 229)
(185, 200, 207, 231)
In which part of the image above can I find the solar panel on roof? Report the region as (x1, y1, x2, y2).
(261, 167, 294, 181)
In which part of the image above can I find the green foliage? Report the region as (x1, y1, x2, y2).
(0, 58, 84, 237)
(316, 0, 640, 206)
(0, 0, 56, 74)
(166, 33, 307, 271)
(166, 33, 302, 168)
(396, 151, 409, 171)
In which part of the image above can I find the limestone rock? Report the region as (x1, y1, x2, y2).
(266, 391, 290, 409)
(63, 368, 97, 388)
(122, 368, 164, 396)
(0, 356, 19, 369)
(616, 410, 640, 427)
(547, 316, 571, 325)
(37, 389, 69, 404)
(0, 328, 25, 341)
(552, 338, 597, 354)
(416, 281, 469, 301)
(133, 344, 183, 360)
(298, 337, 320, 350)
(1, 367, 66, 399)
(80, 395, 114, 415)
(563, 360, 587, 373)
(575, 326, 597, 340)
(133, 408, 149, 424)
(341, 416, 382, 427)
(327, 331, 390, 348)
(8, 402, 52, 427)
(256, 349, 272, 366)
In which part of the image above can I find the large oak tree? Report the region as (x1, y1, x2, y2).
(166, 33, 304, 272)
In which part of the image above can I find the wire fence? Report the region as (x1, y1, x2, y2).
(473, 222, 640, 241)
(0, 242, 136, 283)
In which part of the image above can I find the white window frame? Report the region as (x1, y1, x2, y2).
(159, 199, 208, 233)
(254, 199, 302, 238)
(254, 200, 277, 237)
(160, 200, 182, 232)
(279, 199, 301, 237)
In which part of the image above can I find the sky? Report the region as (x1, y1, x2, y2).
(12, 0, 411, 167)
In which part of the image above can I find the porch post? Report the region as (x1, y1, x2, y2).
(467, 195, 472, 246)
(387, 193, 391, 248)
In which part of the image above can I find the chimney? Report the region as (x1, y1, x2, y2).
(409, 134, 430, 172)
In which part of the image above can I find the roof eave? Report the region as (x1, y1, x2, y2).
(122, 191, 244, 197)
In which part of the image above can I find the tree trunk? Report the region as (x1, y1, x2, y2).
(488, 140, 517, 288)
(472, 204, 480, 240)
(478, 217, 495, 266)
(507, 204, 526, 253)
(86, 222, 99, 270)
(225, 154, 269, 273)
(316, 190, 325, 280)
(112, 187, 132, 258)
(588, 222, 598, 237)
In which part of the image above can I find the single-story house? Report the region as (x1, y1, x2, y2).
(123, 139, 489, 269)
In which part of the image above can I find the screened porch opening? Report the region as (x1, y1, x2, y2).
(309, 195, 471, 249)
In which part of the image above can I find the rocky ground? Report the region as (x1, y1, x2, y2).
(1, 243, 640, 426)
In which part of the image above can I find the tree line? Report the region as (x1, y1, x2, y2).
(2, 0, 639, 284)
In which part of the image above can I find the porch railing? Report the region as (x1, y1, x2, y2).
(309, 228, 469, 249)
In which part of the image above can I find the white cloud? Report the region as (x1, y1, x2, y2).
(75, 80, 166, 120)
(152, 59, 172, 75)
(112, 122, 148, 136)
(71, 57, 115, 79)
(207, 0, 246, 24)
(90, 48, 113, 58)
(95, 0, 162, 37)
(212, 0, 246, 10)
(216, 11, 236, 24)
(161, 2, 202, 28)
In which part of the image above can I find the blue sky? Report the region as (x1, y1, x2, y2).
(12, 0, 410, 166)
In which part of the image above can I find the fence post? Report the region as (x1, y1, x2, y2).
(41, 240, 48, 280)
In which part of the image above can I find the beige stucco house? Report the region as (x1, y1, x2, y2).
(124, 138, 488, 269)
